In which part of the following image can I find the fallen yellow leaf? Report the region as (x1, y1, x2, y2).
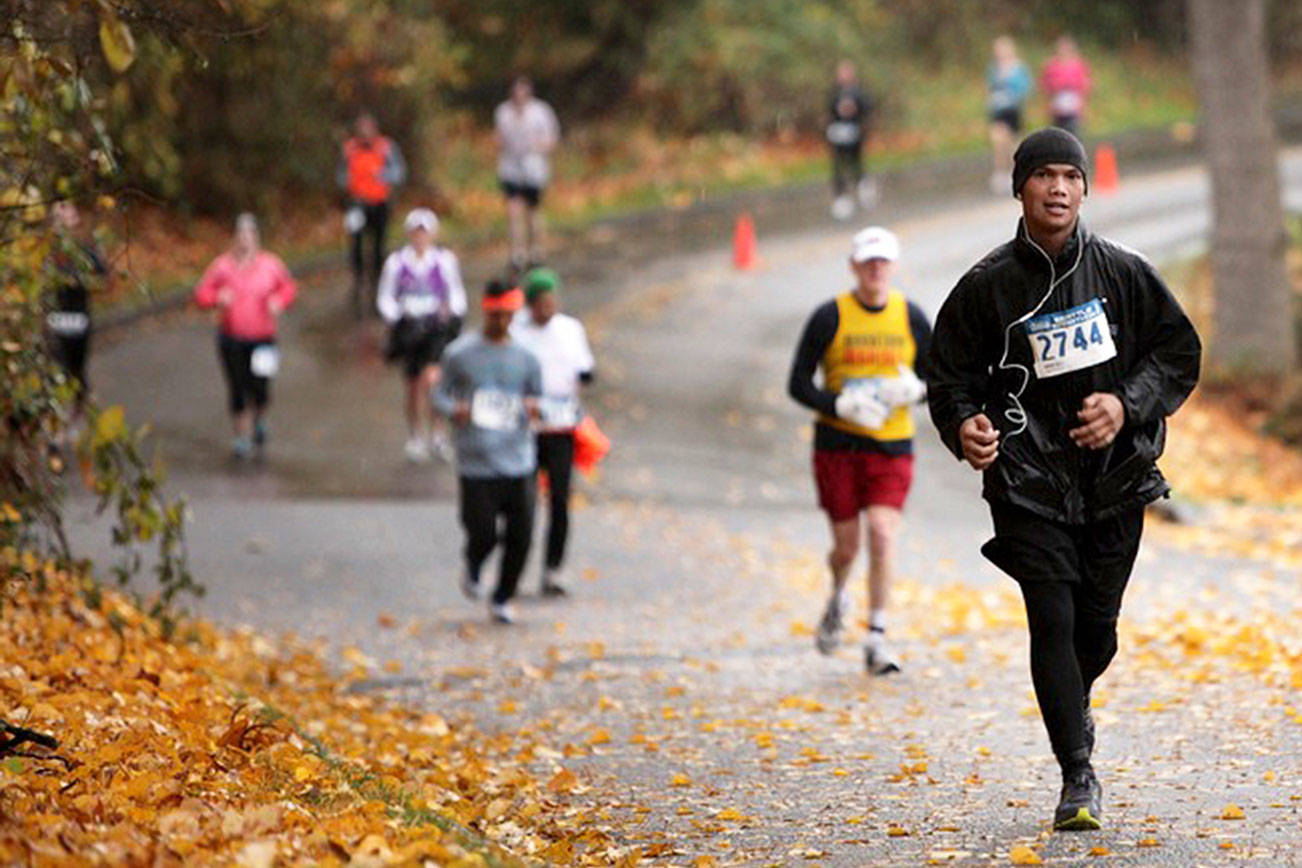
(1220, 803, 1245, 820)
(1008, 844, 1042, 864)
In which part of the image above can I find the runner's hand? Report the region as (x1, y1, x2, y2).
(959, 413, 1000, 470)
(877, 364, 926, 407)
(452, 400, 471, 426)
(835, 390, 889, 430)
(1070, 393, 1125, 450)
(524, 397, 541, 423)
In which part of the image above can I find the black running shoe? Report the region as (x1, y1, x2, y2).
(1053, 768, 1102, 831)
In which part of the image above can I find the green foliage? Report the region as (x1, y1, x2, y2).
(1, 0, 198, 608)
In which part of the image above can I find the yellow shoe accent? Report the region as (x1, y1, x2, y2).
(1054, 807, 1101, 831)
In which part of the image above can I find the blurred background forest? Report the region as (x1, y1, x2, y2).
(35, 0, 1302, 233)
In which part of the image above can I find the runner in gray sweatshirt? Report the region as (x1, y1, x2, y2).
(433, 280, 542, 623)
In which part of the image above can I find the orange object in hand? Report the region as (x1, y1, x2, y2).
(573, 415, 611, 476)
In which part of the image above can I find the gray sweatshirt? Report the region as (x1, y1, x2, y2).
(434, 333, 542, 478)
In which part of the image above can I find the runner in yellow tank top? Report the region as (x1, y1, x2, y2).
(788, 226, 932, 675)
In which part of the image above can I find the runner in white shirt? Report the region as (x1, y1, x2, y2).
(376, 208, 468, 463)
(510, 267, 594, 596)
(494, 77, 560, 271)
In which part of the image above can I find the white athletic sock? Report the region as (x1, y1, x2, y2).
(869, 609, 887, 633)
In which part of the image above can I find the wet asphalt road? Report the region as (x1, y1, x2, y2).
(67, 150, 1302, 865)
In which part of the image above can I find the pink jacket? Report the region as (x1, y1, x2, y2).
(194, 251, 297, 341)
(1040, 57, 1091, 117)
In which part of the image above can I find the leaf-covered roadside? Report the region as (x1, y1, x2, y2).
(0, 554, 615, 866)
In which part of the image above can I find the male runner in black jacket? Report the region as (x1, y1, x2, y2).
(927, 128, 1200, 831)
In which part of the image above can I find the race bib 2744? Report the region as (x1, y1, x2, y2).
(1025, 298, 1116, 379)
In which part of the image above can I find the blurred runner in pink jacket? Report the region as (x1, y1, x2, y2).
(194, 213, 297, 459)
(1041, 35, 1092, 136)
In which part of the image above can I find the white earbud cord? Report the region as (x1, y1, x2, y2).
(997, 227, 1085, 438)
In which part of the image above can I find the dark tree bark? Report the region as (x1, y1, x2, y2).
(1188, 0, 1297, 373)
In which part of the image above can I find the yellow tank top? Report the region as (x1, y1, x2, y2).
(818, 289, 917, 441)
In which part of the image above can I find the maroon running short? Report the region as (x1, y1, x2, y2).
(813, 450, 915, 520)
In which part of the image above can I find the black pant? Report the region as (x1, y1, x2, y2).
(460, 475, 536, 604)
(49, 332, 90, 399)
(982, 501, 1144, 771)
(1052, 115, 1081, 137)
(536, 432, 576, 570)
(831, 144, 863, 196)
(217, 334, 271, 414)
(349, 201, 390, 288)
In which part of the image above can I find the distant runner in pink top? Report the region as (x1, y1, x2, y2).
(194, 213, 297, 459)
(1040, 35, 1092, 136)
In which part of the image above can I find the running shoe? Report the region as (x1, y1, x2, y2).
(540, 568, 568, 598)
(864, 636, 901, 675)
(831, 195, 855, 221)
(815, 594, 845, 655)
(489, 601, 516, 625)
(253, 419, 268, 448)
(460, 566, 483, 601)
(404, 436, 431, 463)
(231, 436, 253, 460)
(1053, 767, 1102, 831)
(429, 432, 454, 463)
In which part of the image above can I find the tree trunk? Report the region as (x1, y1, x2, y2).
(1188, 0, 1298, 374)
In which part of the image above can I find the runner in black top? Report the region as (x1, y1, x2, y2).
(926, 129, 1200, 832)
(826, 60, 877, 220)
(44, 201, 107, 416)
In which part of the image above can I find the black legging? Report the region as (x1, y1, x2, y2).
(1019, 578, 1128, 769)
(459, 475, 535, 605)
(831, 145, 863, 197)
(536, 431, 575, 569)
(984, 502, 1143, 772)
(217, 334, 271, 414)
(349, 201, 389, 287)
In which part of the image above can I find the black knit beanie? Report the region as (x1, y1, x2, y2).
(1012, 127, 1089, 196)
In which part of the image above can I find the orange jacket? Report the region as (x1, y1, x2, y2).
(338, 136, 406, 205)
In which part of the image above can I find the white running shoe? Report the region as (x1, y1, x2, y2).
(460, 567, 483, 601)
(489, 601, 515, 625)
(865, 635, 901, 675)
(429, 432, 454, 463)
(815, 593, 846, 656)
(831, 195, 855, 221)
(540, 568, 568, 598)
(404, 436, 431, 463)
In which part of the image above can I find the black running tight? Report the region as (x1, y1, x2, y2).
(1019, 579, 1124, 770)
(983, 501, 1144, 773)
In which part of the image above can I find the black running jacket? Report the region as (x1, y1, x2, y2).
(927, 219, 1201, 525)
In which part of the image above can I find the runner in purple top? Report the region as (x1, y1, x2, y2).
(377, 208, 468, 463)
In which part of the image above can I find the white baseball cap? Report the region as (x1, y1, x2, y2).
(850, 226, 899, 263)
(404, 208, 439, 234)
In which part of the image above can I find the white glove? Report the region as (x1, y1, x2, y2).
(835, 389, 890, 430)
(877, 364, 926, 408)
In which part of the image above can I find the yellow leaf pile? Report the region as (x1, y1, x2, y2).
(0, 554, 606, 865)
(1155, 394, 1302, 568)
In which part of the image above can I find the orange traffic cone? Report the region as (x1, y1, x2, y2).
(1094, 143, 1119, 193)
(732, 212, 758, 270)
